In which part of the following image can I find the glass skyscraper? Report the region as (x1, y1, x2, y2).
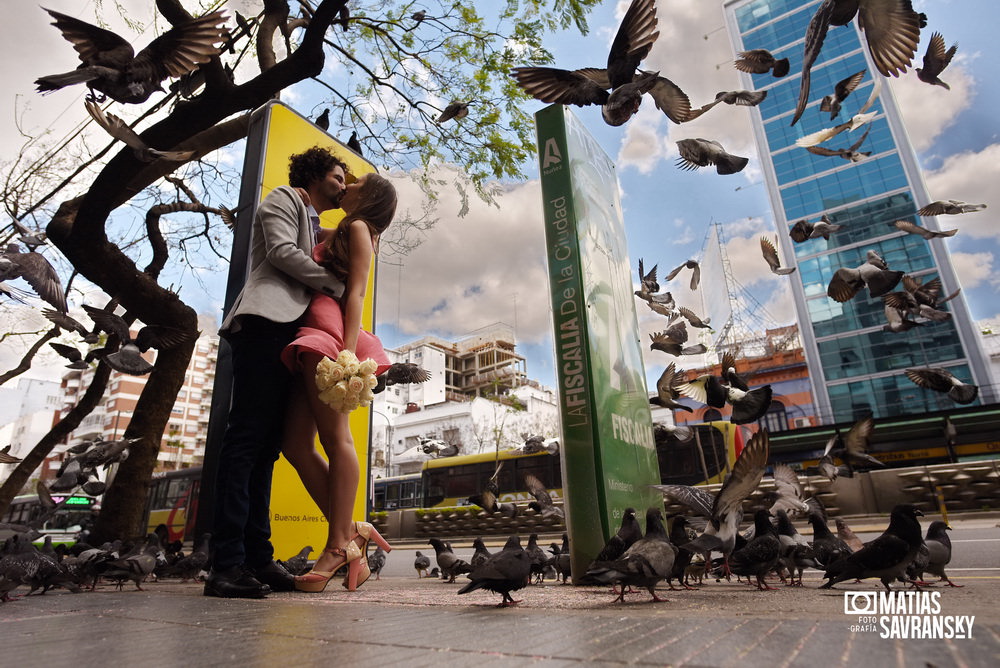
(722, 0, 992, 424)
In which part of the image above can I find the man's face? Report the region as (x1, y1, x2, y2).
(317, 165, 347, 210)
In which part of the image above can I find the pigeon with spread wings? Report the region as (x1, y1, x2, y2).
(525, 474, 563, 520)
(905, 367, 979, 405)
(826, 250, 903, 302)
(665, 260, 701, 291)
(917, 200, 986, 216)
(818, 415, 882, 482)
(681, 352, 773, 425)
(35, 8, 228, 104)
(85, 100, 193, 162)
(790, 0, 923, 126)
(510, 0, 690, 126)
(891, 219, 957, 240)
(917, 32, 957, 89)
(790, 215, 842, 243)
(805, 126, 872, 162)
(820, 70, 866, 120)
(650, 362, 692, 412)
(684, 90, 767, 121)
(0, 244, 67, 312)
(796, 79, 881, 147)
(674, 430, 770, 575)
(675, 138, 748, 175)
(82, 303, 193, 375)
(734, 49, 789, 77)
(760, 236, 795, 275)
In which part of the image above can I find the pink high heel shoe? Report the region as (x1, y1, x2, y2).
(342, 521, 392, 591)
(295, 542, 362, 593)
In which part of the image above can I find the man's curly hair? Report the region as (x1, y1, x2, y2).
(288, 146, 348, 188)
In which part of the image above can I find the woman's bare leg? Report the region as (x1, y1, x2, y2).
(279, 381, 329, 519)
(301, 353, 359, 572)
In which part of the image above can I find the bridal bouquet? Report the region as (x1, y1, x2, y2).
(315, 350, 379, 413)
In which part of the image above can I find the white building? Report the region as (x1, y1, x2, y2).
(369, 324, 557, 479)
(53, 323, 219, 475)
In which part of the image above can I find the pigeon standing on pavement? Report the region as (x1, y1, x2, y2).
(588, 507, 643, 570)
(821, 504, 925, 590)
(666, 516, 695, 590)
(165, 533, 211, 581)
(585, 507, 677, 603)
(413, 551, 431, 578)
(457, 535, 531, 607)
(922, 520, 961, 587)
(103, 534, 164, 591)
(471, 537, 492, 569)
(729, 509, 782, 591)
(278, 544, 314, 576)
(368, 546, 387, 580)
(525, 533, 548, 583)
(676, 429, 771, 573)
(427, 538, 472, 583)
(808, 513, 852, 568)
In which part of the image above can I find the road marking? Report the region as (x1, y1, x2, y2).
(951, 538, 1000, 543)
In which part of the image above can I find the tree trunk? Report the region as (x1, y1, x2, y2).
(91, 338, 197, 543)
(0, 363, 112, 516)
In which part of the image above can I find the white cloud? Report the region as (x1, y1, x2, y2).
(951, 251, 996, 289)
(375, 171, 551, 345)
(923, 143, 1000, 239)
(617, 105, 669, 173)
(890, 60, 974, 153)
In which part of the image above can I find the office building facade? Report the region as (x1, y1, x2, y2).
(722, 0, 992, 423)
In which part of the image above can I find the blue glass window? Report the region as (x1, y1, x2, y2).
(735, 0, 816, 33)
(770, 118, 894, 183)
(827, 364, 975, 422)
(757, 53, 872, 122)
(789, 193, 917, 258)
(779, 154, 909, 219)
(797, 233, 935, 296)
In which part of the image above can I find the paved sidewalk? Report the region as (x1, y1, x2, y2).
(3, 571, 998, 667)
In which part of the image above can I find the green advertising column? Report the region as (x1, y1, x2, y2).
(536, 105, 662, 582)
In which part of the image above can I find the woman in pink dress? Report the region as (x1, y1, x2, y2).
(279, 172, 396, 592)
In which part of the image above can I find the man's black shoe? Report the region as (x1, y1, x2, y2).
(251, 560, 295, 592)
(203, 566, 270, 599)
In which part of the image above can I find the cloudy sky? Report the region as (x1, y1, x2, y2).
(2, 0, 997, 393)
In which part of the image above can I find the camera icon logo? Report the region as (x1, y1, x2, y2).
(844, 592, 877, 615)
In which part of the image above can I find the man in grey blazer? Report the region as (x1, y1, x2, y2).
(205, 147, 351, 598)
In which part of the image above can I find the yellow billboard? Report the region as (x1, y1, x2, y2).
(229, 101, 375, 562)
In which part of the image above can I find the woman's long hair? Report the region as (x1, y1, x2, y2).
(319, 173, 397, 282)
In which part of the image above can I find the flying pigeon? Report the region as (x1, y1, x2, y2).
(900, 275, 961, 311)
(374, 362, 431, 394)
(678, 306, 711, 329)
(760, 236, 795, 275)
(35, 9, 228, 104)
(436, 101, 470, 124)
(674, 429, 770, 573)
(821, 504, 925, 590)
(791, 0, 923, 125)
(881, 300, 924, 334)
(585, 507, 677, 602)
(457, 535, 531, 607)
(681, 351, 773, 425)
(796, 79, 881, 147)
(10, 220, 47, 250)
(765, 463, 810, 516)
(0, 445, 22, 464)
(916, 32, 957, 89)
(826, 249, 903, 302)
(427, 537, 472, 583)
(636, 258, 660, 297)
(82, 303, 193, 375)
(684, 90, 767, 121)
(789, 215, 843, 243)
(85, 100, 194, 162)
(48, 342, 90, 370)
(654, 422, 694, 443)
(733, 49, 789, 77)
(805, 126, 872, 162)
(0, 244, 67, 312)
(675, 138, 748, 175)
(917, 200, 987, 216)
(818, 415, 878, 481)
(510, 0, 691, 127)
(905, 367, 979, 404)
(525, 474, 564, 520)
(649, 321, 706, 357)
(882, 290, 951, 324)
(819, 70, 865, 120)
(41, 309, 100, 344)
(665, 260, 701, 291)
(891, 219, 957, 240)
(650, 362, 692, 412)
